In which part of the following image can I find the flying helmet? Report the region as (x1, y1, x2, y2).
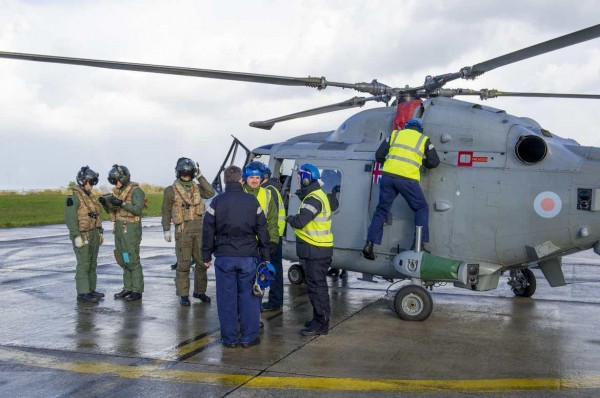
(108, 164, 130, 186)
(263, 165, 272, 179)
(252, 261, 277, 297)
(243, 161, 266, 180)
(175, 157, 197, 179)
(298, 163, 320, 187)
(76, 166, 99, 187)
(404, 118, 423, 133)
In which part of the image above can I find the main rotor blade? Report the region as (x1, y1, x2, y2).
(0, 51, 326, 87)
(469, 24, 600, 77)
(0, 51, 394, 95)
(249, 96, 385, 130)
(437, 88, 600, 100)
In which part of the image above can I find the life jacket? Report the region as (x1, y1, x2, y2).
(110, 182, 141, 223)
(171, 180, 205, 225)
(382, 128, 428, 181)
(72, 186, 102, 232)
(294, 189, 333, 247)
(265, 184, 286, 236)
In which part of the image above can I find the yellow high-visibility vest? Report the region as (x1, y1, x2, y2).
(293, 189, 333, 247)
(244, 186, 271, 215)
(382, 128, 428, 181)
(266, 185, 286, 236)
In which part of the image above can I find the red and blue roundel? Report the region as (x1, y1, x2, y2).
(533, 191, 562, 218)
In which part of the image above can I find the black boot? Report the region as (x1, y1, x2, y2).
(90, 291, 105, 299)
(77, 293, 99, 303)
(126, 292, 142, 302)
(114, 290, 132, 299)
(193, 292, 211, 303)
(180, 296, 191, 306)
(326, 268, 339, 277)
(362, 241, 375, 260)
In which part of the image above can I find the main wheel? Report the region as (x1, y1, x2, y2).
(288, 263, 305, 285)
(511, 268, 536, 297)
(393, 285, 433, 321)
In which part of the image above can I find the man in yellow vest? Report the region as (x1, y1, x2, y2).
(243, 162, 279, 258)
(162, 158, 215, 306)
(363, 119, 439, 260)
(259, 164, 286, 311)
(287, 164, 333, 336)
(104, 164, 146, 301)
(65, 166, 104, 303)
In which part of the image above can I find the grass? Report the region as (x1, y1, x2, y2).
(0, 193, 164, 228)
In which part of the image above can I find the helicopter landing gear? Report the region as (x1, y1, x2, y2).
(288, 263, 305, 285)
(393, 285, 433, 321)
(508, 268, 536, 297)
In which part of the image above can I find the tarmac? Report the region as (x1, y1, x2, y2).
(1, 217, 600, 397)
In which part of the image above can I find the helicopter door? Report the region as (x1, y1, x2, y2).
(284, 160, 371, 249)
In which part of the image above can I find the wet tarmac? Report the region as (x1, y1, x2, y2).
(1, 218, 600, 397)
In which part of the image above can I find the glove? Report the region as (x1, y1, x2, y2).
(98, 196, 110, 213)
(164, 230, 172, 242)
(270, 242, 278, 256)
(74, 236, 84, 248)
(99, 233, 104, 245)
(195, 162, 202, 179)
(110, 196, 123, 207)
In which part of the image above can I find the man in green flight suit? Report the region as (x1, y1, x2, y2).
(101, 164, 146, 302)
(243, 162, 279, 265)
(65, 166, 105, 303)
(161, 158, 216, 306)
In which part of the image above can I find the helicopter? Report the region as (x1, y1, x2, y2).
(1, 24, 600, 321)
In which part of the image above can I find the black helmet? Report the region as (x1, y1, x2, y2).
(175, 158, 197, 179)
(108, 164, 130, 186)
(76, 166, 99, 187)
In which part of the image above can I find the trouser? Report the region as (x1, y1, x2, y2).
(214, 256, 260, 345)
(71, 228, 101, 294)
(265, 237, 283, 307)
(303, 256, 332, 331)
(174, 225, 207, 296)
(367, 174, 429, 245)
(114, 221, 144, 293)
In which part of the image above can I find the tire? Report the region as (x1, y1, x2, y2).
(288, 263, 305, 285)
(512, 268, 536, 297)
(394, 285, 433, 321)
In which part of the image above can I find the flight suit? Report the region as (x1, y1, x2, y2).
(110, 182, 145, 294)
(162, 176, 215, 297)
(65, 186, 103, 294)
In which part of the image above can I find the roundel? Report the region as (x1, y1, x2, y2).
(533, 191, 562, 218)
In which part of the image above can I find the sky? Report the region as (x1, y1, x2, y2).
(0, 0, 599, 190)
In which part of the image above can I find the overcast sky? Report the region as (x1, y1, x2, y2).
(0, 0, 599, 190)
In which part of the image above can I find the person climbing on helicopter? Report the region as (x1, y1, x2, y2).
(363, 119, 440, 260)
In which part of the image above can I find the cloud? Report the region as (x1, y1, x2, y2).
(0, 0, 599, 189)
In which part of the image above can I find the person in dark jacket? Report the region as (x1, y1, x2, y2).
(363, 119, 439, 260)
(287, 164, 333, 336)
(202, 165, 271, 348)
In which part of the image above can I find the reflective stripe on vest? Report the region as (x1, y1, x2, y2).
(266, 185, 286, 236)
(293, 189, 333, 247)
(382, 128, 428, 181)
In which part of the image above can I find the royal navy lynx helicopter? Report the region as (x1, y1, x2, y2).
(2, 24, 600, 321)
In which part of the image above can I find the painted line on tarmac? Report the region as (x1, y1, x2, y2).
(2, 346, 600, 392)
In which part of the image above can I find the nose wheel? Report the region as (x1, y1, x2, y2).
(509, 268, 536, 297)
(393, 285, 433, 321)
(288, 263, 305, 285)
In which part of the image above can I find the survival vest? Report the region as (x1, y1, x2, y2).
(293, 189, 333, 247)
(382, 128, 428, 181)
(110, 182, 141, 223)
(72, 186, 102, 232)
(171, 180, 205, 225)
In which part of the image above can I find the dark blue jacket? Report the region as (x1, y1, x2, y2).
(202, 182, 270, 262)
